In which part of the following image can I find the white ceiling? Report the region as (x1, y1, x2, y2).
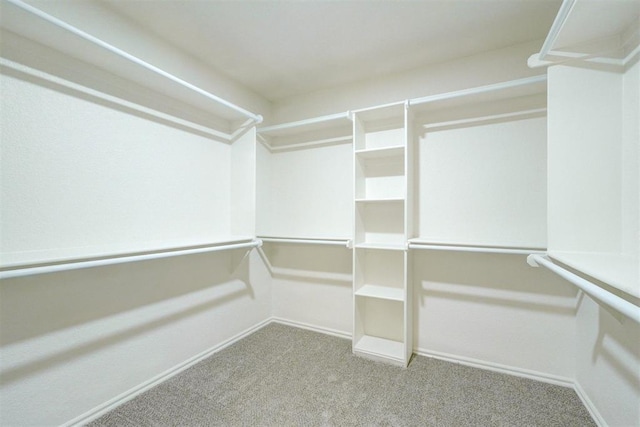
(101, 0, 561, 102)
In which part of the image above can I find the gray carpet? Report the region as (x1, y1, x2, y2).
(89, 323, 595, 426)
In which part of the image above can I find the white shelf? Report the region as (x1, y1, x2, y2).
(353, 335, 404, 363)
(355, 146, 405, 159)
(257, 112, 351, 137)
(1, 0, 261, 127)
(548, 251, 640, 299)
(531, 0, 640, 66)
(355, 285, 404, 301)
(355, 197, 404, 204)
(354, 243, 407, 251)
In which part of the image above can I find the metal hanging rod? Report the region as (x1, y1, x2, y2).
(5, 0, 263, 125)
(527, 254, 640, 324)
(259, 236, 351, 248)
(0, 239, 262, 279)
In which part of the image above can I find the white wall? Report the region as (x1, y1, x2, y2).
(0, 46, 272, 425)
(575, 295, 640, 427)
(413, 251, 577, 383)
(266, 243, 352, 336)
(555, 57, 639, 427)
(0, 62, 233, 265)
(418, 116, 547, 248)
(257, 143, 353, 239)
(0, 250, 271, 426)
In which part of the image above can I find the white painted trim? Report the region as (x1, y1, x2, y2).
(269, 317, 352, 340)
(62, 318, 593, 426)
(415, 347, 575, 388)
(574, 381, 607, 427)
(62, 318, 273, 427)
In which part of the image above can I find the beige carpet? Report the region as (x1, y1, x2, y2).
(89, 323, 594, 426)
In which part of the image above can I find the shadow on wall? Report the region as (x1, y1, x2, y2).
(258, 242, 352, 285)
(413, 250, 580, 316)
(592, 303, 640, 394)
(0, 248, 254, 349)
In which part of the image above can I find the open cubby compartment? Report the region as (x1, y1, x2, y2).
(354, 102, 406, 151)
(355, 200, 405, 247)
(355, 153, 405, 200)
(354, 248, 405, 301)
(354, 296, 406, 365)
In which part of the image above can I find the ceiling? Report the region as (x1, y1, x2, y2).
(101, 0, 561, 102)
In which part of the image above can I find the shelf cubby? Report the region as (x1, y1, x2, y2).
(354, 248, 405, 301)
(355, 200, 405, 247)
(354, 296, 405, 364)
(355, 153, 405, 200)
(352, 102, 412, 367)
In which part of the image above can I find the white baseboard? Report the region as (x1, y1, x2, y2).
(415, 347, 574, 388)
(65, 318, 599, 427)
(269, 317, 352, 340)
(63, 318, 273, 427)
(574, 381, 607, 427)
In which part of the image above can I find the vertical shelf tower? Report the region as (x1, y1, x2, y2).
(352, 102, 414, 367)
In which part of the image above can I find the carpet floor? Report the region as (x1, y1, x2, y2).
(89, 323, 595, 426)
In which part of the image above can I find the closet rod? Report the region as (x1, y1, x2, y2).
(259, 236, 351, 248)
(409, 75, 547, 107)
(0, 240, 262, 280)
(527, 254, 640, 324)
(409, 243, 546, 255)
(6, 0, 262, 124)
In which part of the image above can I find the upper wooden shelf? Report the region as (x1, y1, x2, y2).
(529, 0, 640, 67)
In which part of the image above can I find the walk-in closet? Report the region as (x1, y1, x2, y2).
(1, 0, 638, 426)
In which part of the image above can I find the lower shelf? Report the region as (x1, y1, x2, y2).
(353, 335, 405, 365)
